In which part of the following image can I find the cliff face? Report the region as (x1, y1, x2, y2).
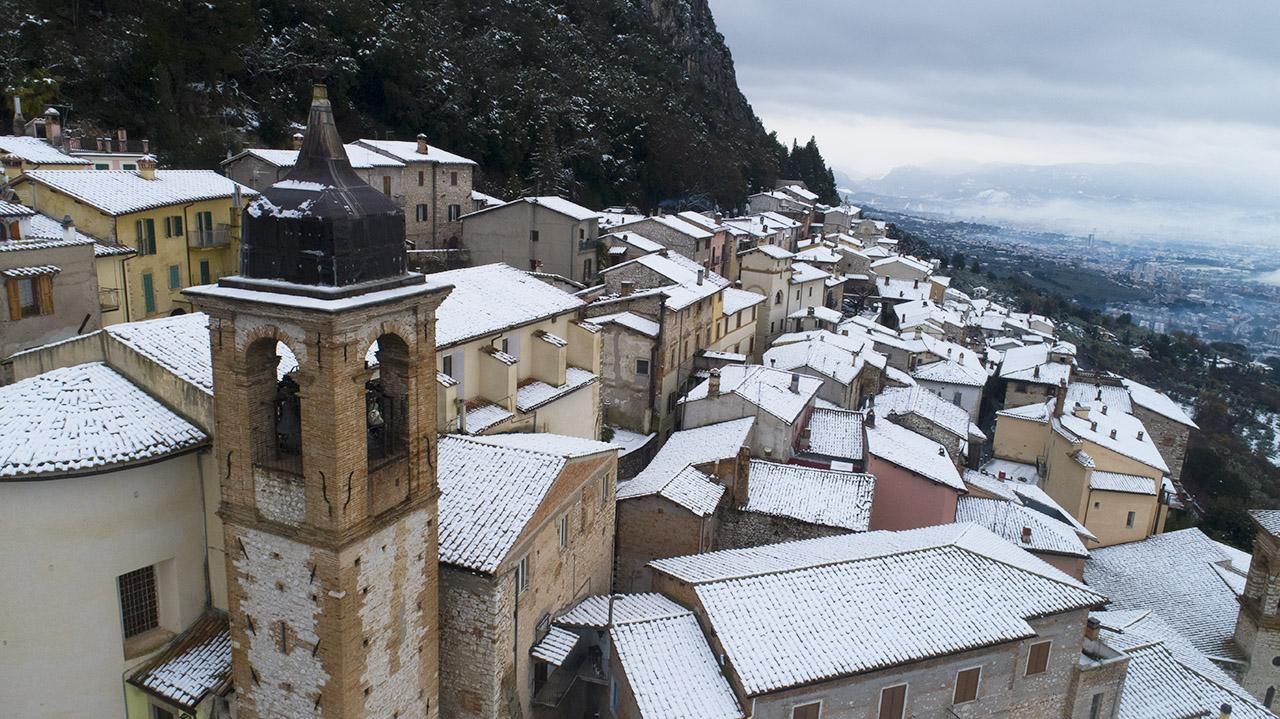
(3, 0, 783, 209)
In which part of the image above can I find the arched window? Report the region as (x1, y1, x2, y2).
(774, 291, 782, 305)
(247, 337, 303, 474)
(366, 334, 410, 465)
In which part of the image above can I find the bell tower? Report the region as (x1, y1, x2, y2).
(188, 85, 449, 719)
(1234, 511, 1280, 708)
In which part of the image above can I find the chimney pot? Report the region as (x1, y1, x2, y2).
(1033, 365, 1040, 379)
(1101, 405, 1108, 415)
(789, 372, 801, 394)
(1109, 429, 1117, 439)
(998, 471, 1006, 479)
(913, 279, 919, 288)
(937, 447, 945, 457)
(1090, 421, 1098, 431)
(136, 154, 157, 181)
(1137, 430, 1144, 441)
(311, 84, 328, 102)
(620, 280, 634, 297)
(709, 369, 721, 395)
(807, 306, 815, 316)
(864, 410, 875, 428)
(416, 133, 429, 155)
(292, 132, 304, 150)
(1220, 704, 1232, 719)
(884, 275, 890, 285)
(1021, 526, 1032, 543)
(697, 269, 705, 286)
(61, 215, 74, 242)
(1085, 617, 1101, 641)
(455, 397, 468, 434)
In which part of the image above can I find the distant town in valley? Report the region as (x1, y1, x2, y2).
(3, 1, 1278, 719)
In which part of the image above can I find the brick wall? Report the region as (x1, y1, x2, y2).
(615, 495, 708, 593)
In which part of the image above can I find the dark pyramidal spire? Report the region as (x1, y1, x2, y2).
(236, 84, 411, 296)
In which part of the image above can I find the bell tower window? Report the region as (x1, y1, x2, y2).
(247, 338, 303, 475)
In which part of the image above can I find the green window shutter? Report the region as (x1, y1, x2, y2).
(135, 220, 145, 254)
(145, 219, 157, 254)
(174, 216, 183, 236)
(164, 217, 172, 237)
(199, 260, 210, 284)
(142, 273, 156, 313)
(169, 265, 181, 289)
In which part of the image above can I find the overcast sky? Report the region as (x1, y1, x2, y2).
(708, 0, 1280, 182)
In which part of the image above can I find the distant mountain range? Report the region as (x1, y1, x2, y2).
(840, 162, 1280, 244)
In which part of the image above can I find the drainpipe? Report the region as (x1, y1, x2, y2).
(115, 216, 135, 321)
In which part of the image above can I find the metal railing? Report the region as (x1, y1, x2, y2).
(99, 287, 121, 311)
(188, 225, 231, 249)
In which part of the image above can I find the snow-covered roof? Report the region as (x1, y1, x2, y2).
(742, 243, 793, 260)
(682, 365, 821, 425)
(1066, 381, 1133, 414)
(873, 277, 931, 302)
(617, 419, 752, 514)
(1057, 406, 1168, 473)
(910, 358, 988, 387)
(870, 254, 932, 274)
(997, 399, 1054, 423)
(471, 190, 505, 207)
(780, 184, 819, 201)
(463, 195, 600, 221)
(786, 304, 842, 324)
(1000, 343, 1072, 386)
(1090, 470, 1157, 496)
(226, 144, 407, 169)
(530, 625, 578, 666)
(514, 367, 598, 412)
(103, 313, 218, 393)
(875, 385, 984, 442)
(1123, 378, 1198, 428)
(556, 593, 689, 629)
(643, 214, 714, 240)
(598, 251, 729, 311)
(1085, 528, 1251, 663)
(743, 460, 874, 531)
(0, 199, 36, 216)
(437, 433, 614, 573)
(603, 230, 665, 254)
(1095, 610, 1272, 719)
(127, 611, 230, 710)
(0, 135, 90, 165)
(0, 362, 208, 478)
(590, 311, 660, 338)
(789, 261, 830, 285)
(353, 138, 477, 165)
(721, 287, 765, 316)
(611, 610, 745, 719)
(426, 263, 584, 347)
(954, 496, 1087, 557)
(805, 407, 864, 460)
(965, 468, 1097, 542)
(793, 245, 841, 264)
(1251, 509, 1280, 537)
(981, 457, 1040, 483)
(764, 338, 863, 385)
(865, 418, 965, 490)
(19, 170, 257, 215)
(660, 524, 1102, 695)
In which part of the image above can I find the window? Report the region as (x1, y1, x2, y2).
(530, 229, 540, 243)
(163, 215, 184, 237)
(582, 258, 592, 279)
(382, 176, 392, 196)
(95, 163, 109, 170)
(1026, 640, 1051, 676)
(774, 291, 782, 305)
(1089, 692, 1105, 719)
(122, 163, 137, 171)
(792, 702, 821, 719)
(6, 275, 53, 319)
(878, 684, 907, 719)
(796, 289, 801, 301)
(515, 555, 530, 596)
(135, 218, 156, 254)
(808, 287, 813, 297)
(952, 391, 963, 407)
(1016, 382, 1029, 393)
(142, 273, 156, 314)
(601, 473, 611, 505)
(558, 514, 569, 549)
(610, 679, 619, 714)
(1126, 511, 1136, 528)
(118, 565, 159, 638)
(447, 204, 461, 221)
(1266, 687, 1275, 708)
(954, 667, 981, 704)
(416, 204, 428, 222)
(636, 358, 650, 375)
(442, 354, 454, 378)
(199, 260, 211, 285)
(666, 392, 678, 411)
(150, 705, 176, 719)
(194, 211, 214, 247)
(579, 227, 585, 239)
(168, 264, 181, 290)
(418, 170, 424, 186)
(450, 171, 458, 186)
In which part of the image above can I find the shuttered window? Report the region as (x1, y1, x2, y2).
(792, 702, 821, 719)
(954, 667, 981, 704)
(6, 275, 54, 320)
(1026, 640, 1052, 676)
(142, 273, 156, 314)
(878, 684, 907, 719)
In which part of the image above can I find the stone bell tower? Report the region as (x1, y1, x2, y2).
(1233, 510, 1280, 708)
(188, 85, 448, 719)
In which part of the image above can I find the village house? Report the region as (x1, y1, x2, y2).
(429, 263, 602, 439)
(679, 364, 822, 460)
(435, 433, 617, 719)
(0, 202, 105, 358)
(739, 245, 839, 351)
(463, 196, 602, 282)
(999, 341, 1077, 407)
(717, 459, 875, 548)
(873, 385, 986, 467)
(0, 131, 93, 173)
(222, 143, 406, 195)
(610, 214, 717, 271)
(992, 389, 1171, 547)
(957, 473, 1092, 578)
(763, 330, 887, 409)
(863, 415, 966, 530)
(674, 210, 738, 279)
(354, 136, 477, 248)
(10, 161, 256, 323)
(621, 524, 1116, 719)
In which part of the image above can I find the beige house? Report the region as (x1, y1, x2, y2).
(436, 434, 617, 719)
(222, 144, 406, 195)
(739, 244, 839, 352)
(992, 391, 1171, 547)
(355, 136, 476, 249)
(430, 263, 603, 439)
(462, 196, 603, 284)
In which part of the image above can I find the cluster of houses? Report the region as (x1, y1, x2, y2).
(1, 88, 1276, 719)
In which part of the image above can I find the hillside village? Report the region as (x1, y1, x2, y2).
(2, 88, 1278, 719)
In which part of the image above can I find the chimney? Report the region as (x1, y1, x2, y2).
(137, 154, 158, 181)
(733, 456, 751, 507)
(1109, 429, 1117, 439)
(937, 447, 945, 457)
(1054, 379, 1067, 417)
(789, 372, 801, 394)
(1101, 405, 1108, 415)
(11, 96, 24, 135)
(455, 397, 468, 434)
(416, 132, 429, 155)
(883, 275, 890, 286)
(1085, 617, 1101, 641)
(1137, 430, 1144, 441)
(142, 139, 150, 154)
(842, 329, 849, 336)
(1090, 421, 1098, 431)
(1033, 365, 1040, 379)
(807, 306, 815, 316)
(60, 215, 75, 242)
(1220, 705, 1232, 719)
(708, 368, 721, 395)
(43, 107, 61, 145)
(913, 279, 919, 288)
(714, 212, 723, 224)
(292, 132, 304, 150)
(620, 280, 634, 296)
(1021, 526, 1032, 544)
(697, 269, 705, 286)
(1095, 387, 1103, 400)
(997, 471, 1006, 479)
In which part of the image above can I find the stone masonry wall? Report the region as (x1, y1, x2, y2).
(716, 506, 849, 551)
(1133, 406, 1191, 485)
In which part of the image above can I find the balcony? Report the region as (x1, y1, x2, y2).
(577, 238, 598, 253)
(99, 287, 121, 311)
(188, 225, 232, 249)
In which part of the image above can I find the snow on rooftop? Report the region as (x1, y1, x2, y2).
(104, 313, 217, 393)
(530, 626, 578, 666)
(234, 144, 407, 169)
(875, 385, 984, 442)
(601, 251, 729, 311)
(786, 304, 842, 324)
(604, 230, 665, 254)
(954, 496, 1087, 557)
(1251, 509, 1280, 537)
(685, 525, 1103, 695)
(555, 593, 689, 628)
(1057, 407, 1168, 473)
(999, 343, 1072, 386)
(804, 407, 865, 460)
(789, 261, 831, 285)
(682, 365, 821, 425)
(0, 362, 207, 478)
(514, 367, 598, 412)
(458, 431, 614, 459)
(1089, 470, 1157, 496)
(617, 419, 753, 512)
(426, 263, 584, 347)
(128, 611, 230, 710)
(606, 426, 656, 458)
(763, 338, 862, 385)
(1085, 528, 1251, 663)
(874, 277, 931, 302)
(468, 195, 600, 221)
(590, 311, 660, 338)
(354, 138, 477, 165)
(743, 460, 874, 531)
(744, 243, 793, 259)
(0, 135, 90, 165)
(1066, 381, 1133, 414)
(610, 611, 744, 719)
(21, 170, 257, 216)
(865, 418, 965, 490)
(1123, 378, 1198, 428)
(911, 358, 987, 388)
(721, 287, 765, 316)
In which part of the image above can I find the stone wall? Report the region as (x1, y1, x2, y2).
(716, 506, 849, 550)
(1133, 406, 1191, 485)
(615, 494, 708, 593)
